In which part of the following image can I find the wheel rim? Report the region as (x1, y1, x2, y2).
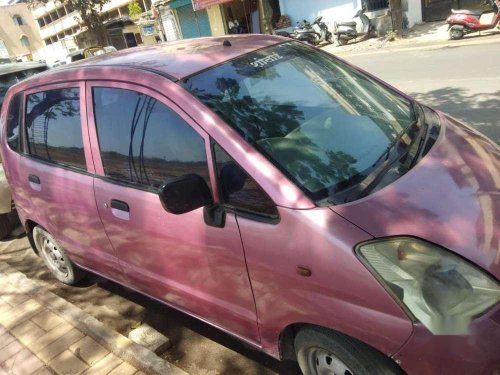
(306, 347, 354, 375)
(38, 233, 69, 277)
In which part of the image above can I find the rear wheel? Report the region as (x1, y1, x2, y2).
(449, 27, 464, 40)
(337, 37, 349, 46)
(294, 327, 404, 375)
(33, 226, 86, 285)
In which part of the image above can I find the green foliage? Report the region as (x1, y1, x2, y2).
(386, 30, 397, 41)
(128, 0, 142, 18)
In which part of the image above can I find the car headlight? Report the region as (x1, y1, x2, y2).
(357, 237, 500, 335)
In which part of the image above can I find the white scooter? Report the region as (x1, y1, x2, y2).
(334, 8, 375, 45)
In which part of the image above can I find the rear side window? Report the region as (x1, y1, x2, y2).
(6, 93, 22, 152)
(93, 87, 209, 189)
(25, 88, 86, 170)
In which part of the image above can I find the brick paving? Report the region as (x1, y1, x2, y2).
(0, 257, 186, 375)
(0, 278, 143, 375)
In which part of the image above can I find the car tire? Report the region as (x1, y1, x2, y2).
(0, 213, 12, 240)
(33, 226, 86, 285)
(294, 326, 404, 375)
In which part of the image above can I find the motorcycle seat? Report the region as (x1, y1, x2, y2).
(451, 9, 482, 16)
(337, 21, 357, 27)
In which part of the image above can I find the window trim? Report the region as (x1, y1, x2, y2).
(21, 81, 93, 173)
(210, 140, 280, 224)
(85, 80, 216, 194)
(6, 92, 23, 153)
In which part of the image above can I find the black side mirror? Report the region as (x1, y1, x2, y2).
(159, 174, 213, 215)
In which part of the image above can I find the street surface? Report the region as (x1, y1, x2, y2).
(339, 43, 500, 144)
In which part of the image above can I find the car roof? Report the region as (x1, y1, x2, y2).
(57, 34, 285, 80)
(0, 62, 47, 76)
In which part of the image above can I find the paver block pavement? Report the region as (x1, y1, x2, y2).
(0, 299, 43, 329)
(108, 362, 137, 375)
(81, 353, 122, 375)
(11, 320, 46, 347)
(32, 309, 65, 332)
(37, 328, 85, 362)
(0, 348, 44, 375)
(49, 350, 89, 375)
(0, 332, 17, 351)
(29, 322, 74, 354)
(70, 336, 109, 366)
(0, 339, 24, 364)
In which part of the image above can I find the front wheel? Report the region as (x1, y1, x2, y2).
(449, 27, 464, 40)
(294, 327, 404, 375)
(33, 226, 86, 285)
(337, 36, 349, 46)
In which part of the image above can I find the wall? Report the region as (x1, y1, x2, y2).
(206, 4, 226, 36)
(278, 0, 362, 31)
(405, 0, 422, 27)
(0, 4, 44, 61)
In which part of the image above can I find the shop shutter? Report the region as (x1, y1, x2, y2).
(176, 4, 211, 39)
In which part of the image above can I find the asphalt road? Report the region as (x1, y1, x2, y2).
(340, 42, 500, 144)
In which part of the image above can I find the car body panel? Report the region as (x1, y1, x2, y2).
(331, 113, 500, 279)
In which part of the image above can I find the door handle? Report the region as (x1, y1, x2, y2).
(110, 199, 129, 212)
(28, 174, 40, 184)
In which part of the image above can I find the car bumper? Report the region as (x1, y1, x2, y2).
(393, 305, 500, 374)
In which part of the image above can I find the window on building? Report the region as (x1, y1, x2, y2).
(37, 18, 45, 28)
(44, 38, 51, 45)
(50, 36, 57, 44)
(93, 87, 210, 189)
(66, 3, 75, 13)
(12, 15, 24, 26)
(20, 36, 30, 47)
(213, 144, 278, 219)
(25, 88, 86, 170)
(364, 0, 389, 11)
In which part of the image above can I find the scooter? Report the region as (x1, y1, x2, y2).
(334, 8, 374, 46)
(293, 16, 333, 45)
(446, 0, 500, 39)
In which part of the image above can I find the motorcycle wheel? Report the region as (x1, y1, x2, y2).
(449, 28, 464, 40)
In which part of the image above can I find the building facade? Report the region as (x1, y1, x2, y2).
(0, 3, 44, 61)
(30, 0, 157, 64)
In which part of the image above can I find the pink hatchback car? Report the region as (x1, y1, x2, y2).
(1, 35, 499, 375)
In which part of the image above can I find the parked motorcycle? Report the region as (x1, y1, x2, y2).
(446, 0, 500, 39)
(334, 8, 375, 46)
(276, 16, 333, 45)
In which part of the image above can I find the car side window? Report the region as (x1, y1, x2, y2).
(213, 144, 278, 220)
(92, 87, 210, 190)
(25, 88, 86, 170)
(6, 92, 22, 152)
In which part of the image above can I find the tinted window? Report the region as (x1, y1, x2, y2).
(182, 42, 417, 204)
(25, 88, 86, 170)
(6, 93, 22, 152)
(93, 87, 209, 189)
(214, 144, 277, 219)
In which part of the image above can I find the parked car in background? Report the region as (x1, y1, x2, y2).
(0, 61, 48, 107)
(0, 61, 48, 239)
(1, 36, 499, 375)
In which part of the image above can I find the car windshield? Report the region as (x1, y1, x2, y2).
(182, 42, 417, 204)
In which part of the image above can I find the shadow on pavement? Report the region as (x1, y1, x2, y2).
(410, 87, 500, 144)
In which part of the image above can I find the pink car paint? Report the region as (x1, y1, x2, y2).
(0, 35, 498, 374)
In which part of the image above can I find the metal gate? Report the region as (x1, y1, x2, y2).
(176, 4, 212, 39)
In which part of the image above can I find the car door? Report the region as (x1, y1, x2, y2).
(86, 81, 260, 343)
(19, 82, 121, 278)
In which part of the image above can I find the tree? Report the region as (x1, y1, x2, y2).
(128, 0, 142, 19)
(28, 0, 110, 46)
(389, 0, 403, 37)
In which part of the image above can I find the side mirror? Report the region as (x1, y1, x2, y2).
(159, 174, 213, 215)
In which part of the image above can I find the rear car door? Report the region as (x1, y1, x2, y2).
(86, 81, 260, 343)
(19, 82, 121, 278)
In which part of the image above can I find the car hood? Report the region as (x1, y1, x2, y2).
(331, 113, 500, 279)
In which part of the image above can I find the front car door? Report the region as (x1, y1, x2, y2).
(86, 81, 260, 343)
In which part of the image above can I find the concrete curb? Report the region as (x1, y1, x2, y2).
(0, 261, 188, 375)
(326, 34, 499, 57)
